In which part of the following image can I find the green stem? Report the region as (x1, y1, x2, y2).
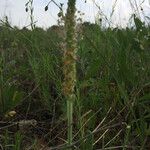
(67, 99, 73, 146)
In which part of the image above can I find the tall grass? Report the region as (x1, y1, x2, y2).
(0, 8, 150, 149)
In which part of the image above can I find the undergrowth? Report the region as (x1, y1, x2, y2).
(0, 14, 150, 149)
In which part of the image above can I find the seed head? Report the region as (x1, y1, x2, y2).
(45, 5, 48, 11)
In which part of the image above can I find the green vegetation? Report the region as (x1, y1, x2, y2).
(0, 14, 150, 149)
(64, 0, 77, 147)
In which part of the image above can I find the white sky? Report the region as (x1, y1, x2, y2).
(0, 0, 150, 28)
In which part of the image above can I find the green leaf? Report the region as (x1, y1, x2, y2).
(134, 14, 143, 31)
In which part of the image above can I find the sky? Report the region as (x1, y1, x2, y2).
(0, 0, 150, 29)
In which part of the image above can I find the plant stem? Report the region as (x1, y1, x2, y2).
(63, 0, 77, 149)
(67, 100, 73, 145)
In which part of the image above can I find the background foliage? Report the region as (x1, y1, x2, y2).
(0, 14, 150, 149)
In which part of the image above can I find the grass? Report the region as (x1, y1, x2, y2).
(0, 13, 150, 149)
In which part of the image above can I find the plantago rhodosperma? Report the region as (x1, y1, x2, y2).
(63, 0, 77, 148)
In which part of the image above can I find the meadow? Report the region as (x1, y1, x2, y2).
(0, 14, 150, 149)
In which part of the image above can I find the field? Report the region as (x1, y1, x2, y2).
(0, 14, 150, 149)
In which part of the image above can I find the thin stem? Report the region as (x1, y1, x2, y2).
(67, 100, 73, 145)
